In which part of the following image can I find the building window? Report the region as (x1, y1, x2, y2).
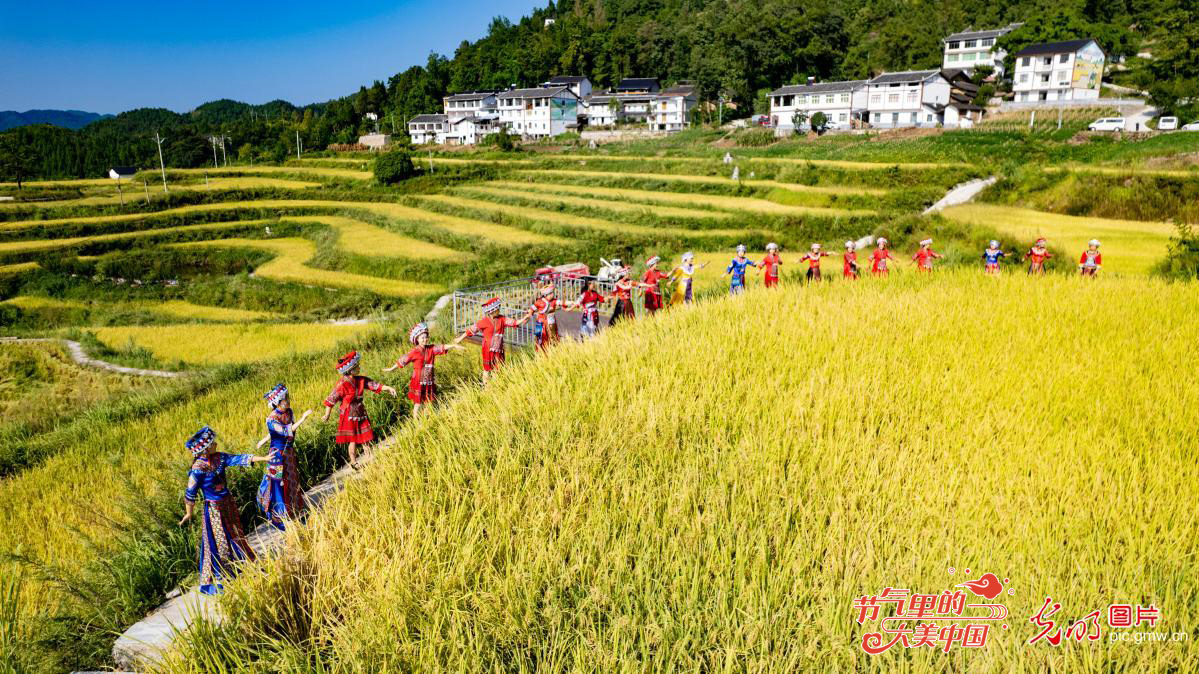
(888, 93, 900, 103)
(947, 54, 959, 62)
(1060, 53, 1070, 63)
(838, 113, 847, 122)
(1019, 73, 1028, 83)
(1021, 57, 1031, 67)
(1042, 57, 1052, 66)
(981, 38, 993, 47)
(964, 40, 976, 48)
(906, 90, 918, 103)
(891, 113, 899, 124)
(1041, 74, 1050, 83)
(825, 95, 834, 103)
(963, 52, 975, 62)
(927, 114, 934, 122)
(839, 94, 849, 103)
(948, 41, 960, 49)
(870, 94, 881, 104)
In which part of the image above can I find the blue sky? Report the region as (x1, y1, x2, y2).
(0, 0, 540, 114)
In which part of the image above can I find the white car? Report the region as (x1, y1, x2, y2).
(1158, 116, 1179, 131)
(1088, 117, 1126, 132)
(1181, 122, 1199, 131)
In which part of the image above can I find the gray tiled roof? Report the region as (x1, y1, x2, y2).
(867, 70, 943, 85)
(498, 86, 575, 99)
(944, 23, 1022, 42)
(769, 79, 866, 96)
(548, 76, 588, 84)
(1014, 39, 1101, 57)
(408, 114, 447, 124)
(444, 91, 496, 102)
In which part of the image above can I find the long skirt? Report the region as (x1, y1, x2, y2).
(534, 319, 559, 352)
(257, 453, 305, 532)
(609, 299, 636, 325)
(198, 496, 256, 595)
(579, 310, 600, 338)
(644, 292, 663, 313)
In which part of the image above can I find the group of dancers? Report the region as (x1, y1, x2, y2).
(178, 233, 1104, 595)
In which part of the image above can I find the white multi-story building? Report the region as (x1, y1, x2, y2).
(542, 76, 592, 99)
(1011, 39, 1105, 103)
(768, 79, 867, 134)
(442, 91, 498, 122)
(649, 85, 697, 131)
(444, 116, 500, 145)
(407, 114, 448, 144)
(496, 86, 581, 139)
(942, 23, 1021, 77)
(864, 70, 952, 128)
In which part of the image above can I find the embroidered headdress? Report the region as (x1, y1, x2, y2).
(336, 350, 360, 374)
(409, 322, 429, 345)
(185, 426, 217, 455)
(919, 238, 933, 246)
(264, 384, 288, 408)
(645, 255, 660, 267)
(482, 297, 502, 314)
(1088, 239, 1101, 247)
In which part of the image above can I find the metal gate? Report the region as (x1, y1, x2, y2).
(452, 275, 617, 348)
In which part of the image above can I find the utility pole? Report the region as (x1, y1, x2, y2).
(296, 129, 302, 159)
(153, 131, 169, 193)
(220, 135, 228, 167)
(210, 136, 219, 167)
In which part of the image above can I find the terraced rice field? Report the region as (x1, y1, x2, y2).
(415, 193, 766, 239)
(0, 261, 40, 275)
(173, 165, 373, 181)
(0, 219, 270, 255)
(454, 185, 738, 221)
(173, 237, 444, 297)
(514, 169, 888, 196)
(938, 203, 1173, 275)
(2, 296, 278, 322)
(88, 322, 373, 365)
(284, 215, 469, 260)
(1048, 164, 1199, 179)
(1, 200, 563, 246)
(487, 180, 876, 216)
(550, 153, 970, 170)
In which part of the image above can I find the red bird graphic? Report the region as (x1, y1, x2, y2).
(956, 573, 1004, 600)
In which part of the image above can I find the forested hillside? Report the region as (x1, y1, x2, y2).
(0, 110, 110, 132)
(2, 0, 1196, 180)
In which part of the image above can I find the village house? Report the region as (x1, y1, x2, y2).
(940, 70, 986, 127)
(1011, 39, 1105, 103)
(443, 116, 501, 145)
(496, 86, 582, 139)
(942, 23, 1022, 77)
(768, 79, 868, 134)
(650, 84, 697, 131)
(406, 113, 448, 144)
(541, 75, 592, 99)
(864, 70, 952, 128)
(442, 91, 498, 122)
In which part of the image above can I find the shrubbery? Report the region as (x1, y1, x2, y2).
(373, 150, 415, 185)
(479, 128, 519, 151)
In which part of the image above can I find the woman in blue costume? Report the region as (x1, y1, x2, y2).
(256, 384, 313, 531)
(724, 244, 757, 295)
(178, 426, 268, 595)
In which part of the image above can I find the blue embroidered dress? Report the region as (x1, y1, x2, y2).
(726, 257, 756, 294)
(185, 452, 257, 594)
(257, 409, 305, 531)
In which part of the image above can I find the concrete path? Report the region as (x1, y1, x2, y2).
(0, 337, 185, 378)
(922, 176, 998, 215)
(111, 437, 393, 670)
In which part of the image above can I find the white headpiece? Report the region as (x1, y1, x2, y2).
(877, 237, 888, 246)
(766, 242, 778, 251)
(1088, 239, 1100, 247)
(919, 238, 933, 246)
(845, 241, 855, 249)
(811, 243, 821, 250)
(736, 244, 746, 254)
(681, 252, 694, 262)
(989, 240, 999, 248)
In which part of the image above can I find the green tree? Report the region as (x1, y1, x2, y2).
(0, 133, 37, 190)
(809, 111, 830, 135)
(791, 110, 809, 134)
(373, 150, 415, 185)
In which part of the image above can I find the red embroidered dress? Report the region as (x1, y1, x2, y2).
(870, 249, 894, 275)
(466, 315, 520, 371)
(761, 253, 782, 287)
(531, 297, 560, 351)
(324, 375, 384, 444)
(397, 344, 449, 404)
(641, 269, 669, 312)
(843, 251, 859, 279)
